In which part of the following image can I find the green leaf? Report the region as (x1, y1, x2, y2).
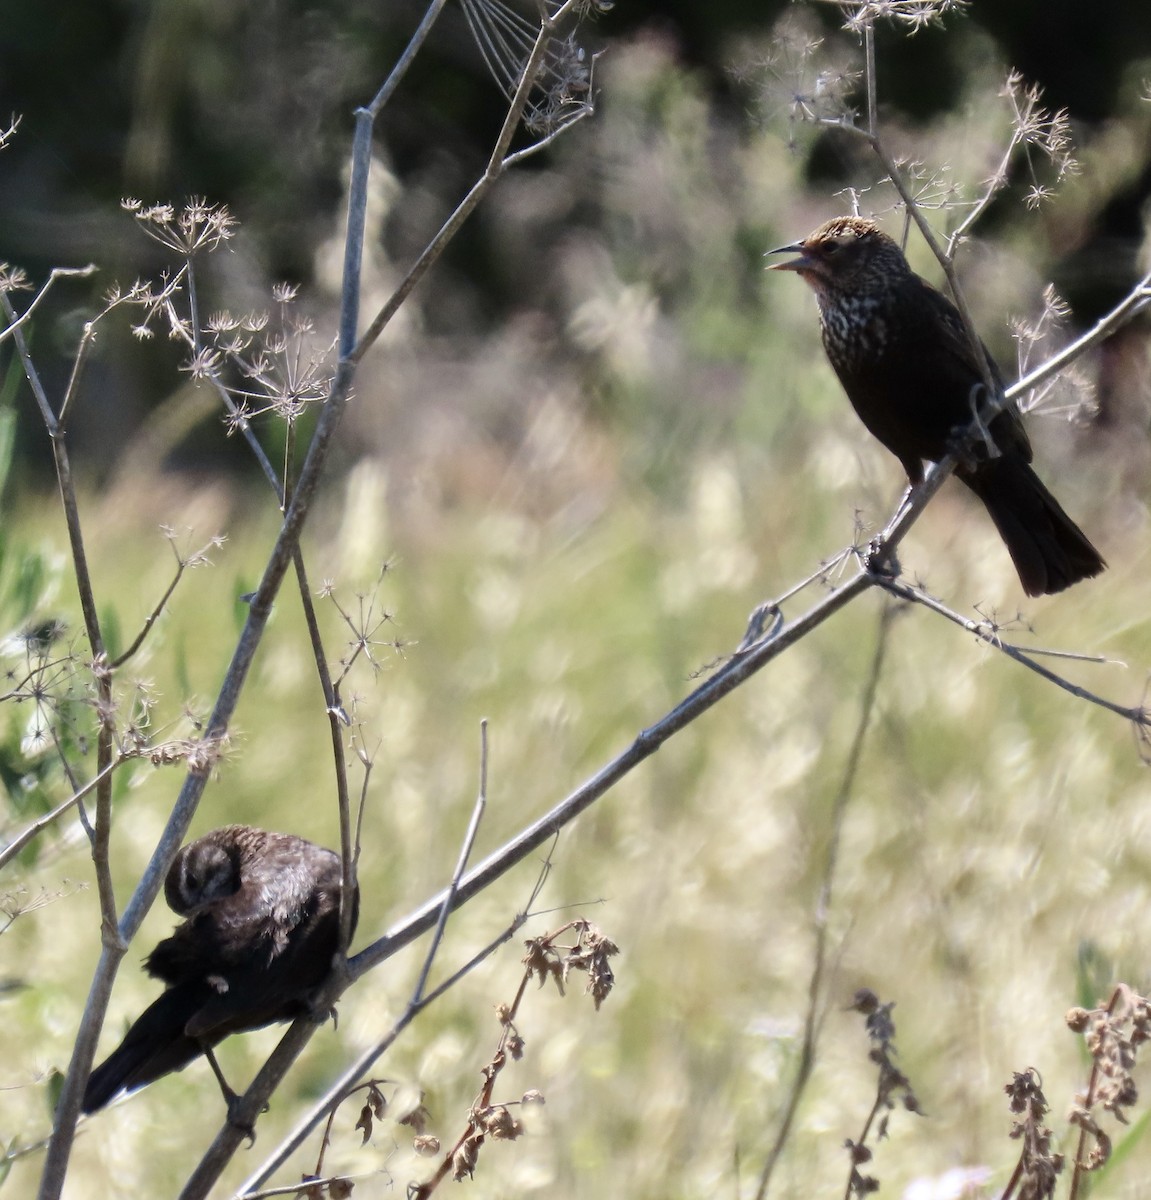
(44, 1068, 64, 1118)
(99, 604, 122, 664)
(0, 408, 15, 500)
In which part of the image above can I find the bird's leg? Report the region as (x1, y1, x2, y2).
(864, 538, 901, 581)
(864, 479, 914, 579)
(202, 1045, 265, 1145)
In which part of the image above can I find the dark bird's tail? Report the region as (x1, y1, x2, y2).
(82, 987, 217, 1113)
(962, 457, 1106, 597)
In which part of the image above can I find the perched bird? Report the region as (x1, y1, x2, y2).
(82, 825, 356, 1114)
(768, 215, 1105, 596)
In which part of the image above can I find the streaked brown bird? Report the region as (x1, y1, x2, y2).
(82, 825, 356, 1114)
(769, 215, 1105, 596)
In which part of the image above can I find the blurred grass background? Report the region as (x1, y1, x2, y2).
(3, 9, 1151, 1199)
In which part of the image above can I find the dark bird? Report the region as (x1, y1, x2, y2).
(769, 215, 1105, 596)
(82, 825, 356, 1114)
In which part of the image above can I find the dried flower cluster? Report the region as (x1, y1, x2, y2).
(459, 0, 607, 135)
(205, 294, 335, 434)
(843, 989, 922, 1197)
(1000, 70, 1078, 209)
(405, 919, 617, 1198)
(523, 917, 618, 1009)
(121, 197, 237, 256)
(1066, 984, 1151, 1178)
(1002, 1068, 1062, 1200)
(1010, 284, 1097, 422)
(827, 0, 969, 34)
(740, 12, 862, 140)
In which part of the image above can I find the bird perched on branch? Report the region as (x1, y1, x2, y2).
(768, 215, 1105, 597)
(82, 825, 356, 1115)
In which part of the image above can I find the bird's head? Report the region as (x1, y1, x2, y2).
(767, 216, 911, 297)
(165, 836, 243, 915)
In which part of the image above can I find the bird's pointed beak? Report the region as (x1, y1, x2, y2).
(765, 241, 811, 272)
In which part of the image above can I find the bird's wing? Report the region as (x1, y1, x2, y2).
(182, 883, 345, 1040)
(82, 983, 220, 1111)
(912, 275, 1033, 462)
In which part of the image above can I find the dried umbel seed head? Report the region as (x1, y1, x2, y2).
(1066, 1007, 1092, 1032)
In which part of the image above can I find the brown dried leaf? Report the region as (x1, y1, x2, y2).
(355, 1103, 374, 1145)
(453, 1134, 481, 1181)
(398, 1101, 432, 1135)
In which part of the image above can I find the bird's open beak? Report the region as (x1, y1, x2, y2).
(765, 241, 811, 272)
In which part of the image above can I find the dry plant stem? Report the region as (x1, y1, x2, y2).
(948, 129, 1024, 250)
(184, 267, 284, 496)
(875, 577, 1151, 729)
(165, 15, 572, 1198)
(364, 0, 452, 118)
(1067, 985, 1124, 1200)
(37, 39, 375, 1199)
(109, 546, 191, 669)
(844, 1091, 887, 1200)
(413, 918, 584, 1200)
(238, 859, 556, 1198)
(230, 904, 538, 1200)
(0, 757, 122, 871)
(1010, 277, 1151, 399)
(188, 267, 361, 932)
(5, 292, 128, 1200)
(243, 1172, 371, 1199)
(56, 318, 100, 432)
(309, 1077, 378, 1183)
(754, 607, 891, 1200)
(293, 546, 359, 956)
(871, 450, 956, 562)
(999, 1158, 1025, 1200)
(412, 719, 490, 1007)
(276, 399, 357, 956)
(863, 20, 877, 136)
(353, 0, 590, 362)
(0, 265, 96, 345)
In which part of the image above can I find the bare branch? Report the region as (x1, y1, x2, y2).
(754, 607, 892, 1198)
(411, 720, 490, 1008)
(875, 576, 1149, 729)
(0, 265, 97, 347)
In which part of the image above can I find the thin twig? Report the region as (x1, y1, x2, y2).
(108, 543, 193, 669)
(412, 720, 490, 1007)
(875, 577, 1149, 728)
(0, 757, 122, 872)
(240, 1173, 375, 1200)
(1007, 279, 1151, 402)
(353, 0, 589, 362)
(754, 605, 892, 1199)
(236, 846, 557, 1199)
(0, 266, 97, 346)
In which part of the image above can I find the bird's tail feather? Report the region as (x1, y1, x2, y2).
(82, 988, 212, 1113)
(962, 459, 1106, 597)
